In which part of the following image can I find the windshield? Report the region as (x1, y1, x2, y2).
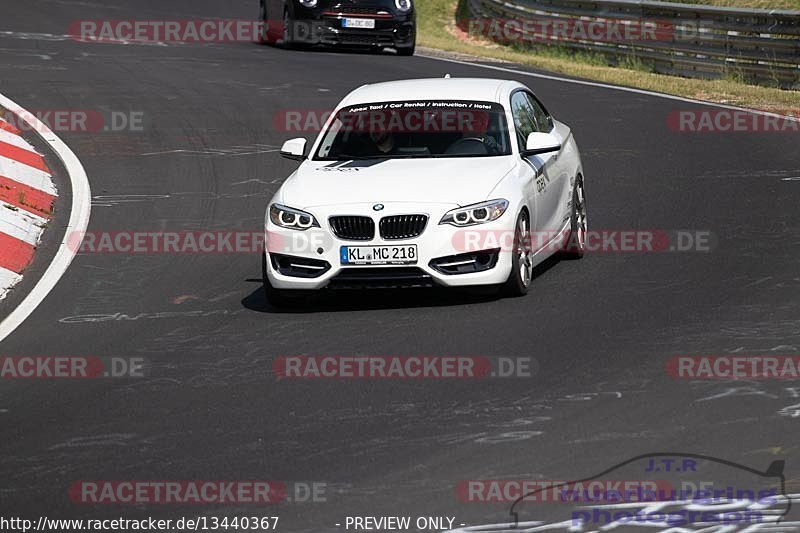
(313, 100, 512, 160)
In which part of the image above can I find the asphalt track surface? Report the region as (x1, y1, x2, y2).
(1, 0, 800, 530)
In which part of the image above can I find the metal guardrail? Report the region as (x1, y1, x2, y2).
(458, 0, 800, 88)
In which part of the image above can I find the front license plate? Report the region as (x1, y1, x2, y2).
(340, 245, 417, 265)
(342, 18, 376, 29)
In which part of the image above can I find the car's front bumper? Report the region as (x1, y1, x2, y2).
(288, 8, 415, 48)
(264, 202, 514, 290)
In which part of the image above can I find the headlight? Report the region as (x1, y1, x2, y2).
(269, 204, 320, 230)
(395, 0, 412, 11)
(299, 0, 318, 7)
(440, 199, 509, 227)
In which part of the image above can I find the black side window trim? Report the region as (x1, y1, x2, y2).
(509, 91, 536, 151)
(511, 89, 555, 134)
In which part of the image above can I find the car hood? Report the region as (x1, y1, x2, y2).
(278, 157, 516, 209)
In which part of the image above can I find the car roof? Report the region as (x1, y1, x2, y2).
(338, 77, 527, 107)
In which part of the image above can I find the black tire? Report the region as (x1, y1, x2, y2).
(502, 210, 533, 297)
(280, 8, 296, 49)
(262, 253, 309, 309)
(258, 1, 271, 44)
(396, 44, 415, 56)
(560, 174, 587, 259)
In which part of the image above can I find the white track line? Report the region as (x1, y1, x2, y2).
(0, 93, 91, 343)
(419, 54, 800, 121)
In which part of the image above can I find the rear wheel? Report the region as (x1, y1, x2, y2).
(280, 9, 296, 49)
(259, 1, 279, 44)
(561, 174, 587, 259)
(502, 210, 533, 297)
(259, 2, 268, 43)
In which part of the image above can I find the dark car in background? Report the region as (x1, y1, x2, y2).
(259, 0, 416, 54)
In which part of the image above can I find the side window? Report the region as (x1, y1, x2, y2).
(525, 92, 554, 133)
(510, 92, 537, 151)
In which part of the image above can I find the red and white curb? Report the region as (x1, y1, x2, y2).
(0, 117, 57, 300)
(0, 93, 91, 342)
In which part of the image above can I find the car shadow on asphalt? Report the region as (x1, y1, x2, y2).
(241, 256, 560, 314)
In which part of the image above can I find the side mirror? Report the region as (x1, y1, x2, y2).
(523, 132, 561, 156)
(280, 138, 307, 161)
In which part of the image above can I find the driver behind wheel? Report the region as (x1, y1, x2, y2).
(369, 128, 396, 155)
(460, 110, 502, 155)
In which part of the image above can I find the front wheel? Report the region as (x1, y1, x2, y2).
(502, 210, 533, 297)
(561, 174, 587, 259)
(262, 253, 310, 309)
(396, 44, 415, 56)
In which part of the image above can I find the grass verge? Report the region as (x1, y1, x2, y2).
(416, 0, 800, 114)
(659, 0, 800, 9)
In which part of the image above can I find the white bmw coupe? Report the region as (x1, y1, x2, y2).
(263, 77, 586, 305)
